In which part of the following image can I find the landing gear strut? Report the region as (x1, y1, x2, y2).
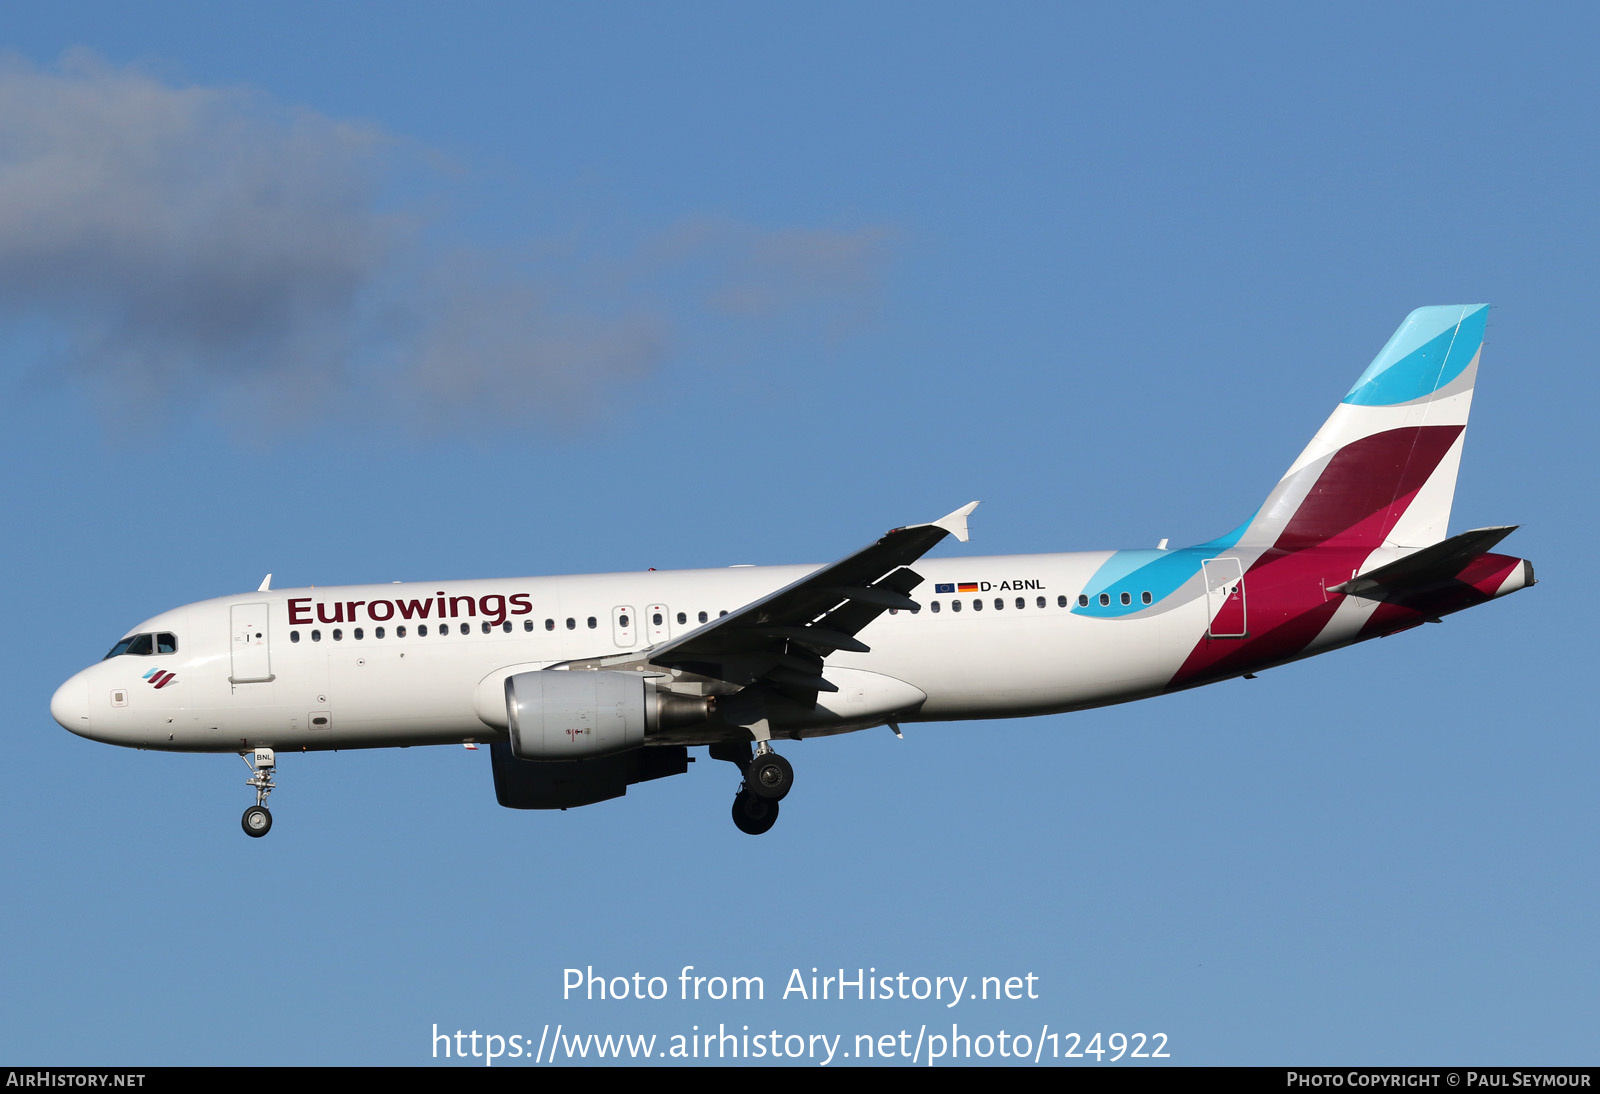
(240, 748, 275, 838)
(711, 739, 794, 835)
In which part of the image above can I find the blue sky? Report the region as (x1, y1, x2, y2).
(3, 3, 1593, 1066)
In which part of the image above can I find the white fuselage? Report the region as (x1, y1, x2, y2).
(52, 550, 1223, 754)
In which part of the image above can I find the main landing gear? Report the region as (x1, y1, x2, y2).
(713, 740, 795, 836)
(731, 792, 778, 836)
(240, 748, 275, 838)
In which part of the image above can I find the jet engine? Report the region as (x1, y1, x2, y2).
(503, 669, 711, 761)
(489, 670, 714, 809)
(489, 740, 690, 810)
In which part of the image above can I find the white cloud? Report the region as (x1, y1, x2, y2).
(0, 52, 893, 433)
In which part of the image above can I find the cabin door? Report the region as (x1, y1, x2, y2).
(1202, 558, 1247, 638)
(230, 603, 275, 682)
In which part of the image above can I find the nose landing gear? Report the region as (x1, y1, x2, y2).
(240, 748, 276, 838)
(242, 804, 272, 836)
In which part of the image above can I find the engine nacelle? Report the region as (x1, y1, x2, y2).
(507, 670, 643, 760)
(504, 670, 712, 761)
(490, 741, 690, 809)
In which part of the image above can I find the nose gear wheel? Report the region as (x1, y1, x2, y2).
(239, 748, 277, 838)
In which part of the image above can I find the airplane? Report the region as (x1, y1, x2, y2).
(50, 304, 1535, 837)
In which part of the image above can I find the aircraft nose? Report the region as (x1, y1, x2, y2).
(51, 674, 90, 733)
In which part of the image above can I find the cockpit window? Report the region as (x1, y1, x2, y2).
(103, 632, 177, 659)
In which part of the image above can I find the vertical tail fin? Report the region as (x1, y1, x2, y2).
(1237, 304, 1488, 551)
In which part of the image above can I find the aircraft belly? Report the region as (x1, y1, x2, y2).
(853, 608, 1190, 720)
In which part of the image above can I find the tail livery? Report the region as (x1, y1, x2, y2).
(1241, 303, 1487, 552)
(1166, 304, 1531, 687)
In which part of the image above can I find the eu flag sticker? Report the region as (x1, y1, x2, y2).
(934, 583, 955, 594)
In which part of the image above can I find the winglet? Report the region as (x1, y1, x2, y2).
(257, 574, 273, 592)
(933, 501, 979, 543)
(915, 499, 972, 543)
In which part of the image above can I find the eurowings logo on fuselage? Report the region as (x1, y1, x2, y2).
(143, 668, 177, 689)
(288, 592, 534, 627)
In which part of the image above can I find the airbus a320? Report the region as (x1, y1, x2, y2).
(52, 305, 1534, 836)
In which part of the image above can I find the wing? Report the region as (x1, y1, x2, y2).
(642, 501, 978, 697)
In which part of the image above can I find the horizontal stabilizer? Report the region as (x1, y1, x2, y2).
(1330, 526, 1518, 598)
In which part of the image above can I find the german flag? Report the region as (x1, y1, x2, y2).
(957, 582, 979, 593)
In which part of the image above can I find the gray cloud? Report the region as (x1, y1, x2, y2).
(0, 52, 893, 431)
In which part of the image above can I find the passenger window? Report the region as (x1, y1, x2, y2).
(1076, 595, 1087, 607)
(312, 630, 322, 642)
(524, 620, 534, 632)
(619, 614, 631, 628)
(652, 612, 662, 626)
(397, 626, 407, 638)
(972, 599, 982, 611)
(677, 612, 687, 625)
(1016, 598, 1024, 610)
(481, 621, 491, 634)
(1098, 594, 1110, 607)
(1120, 592, 1131, 606)
(719, 610, 728, 617)
(546, 619, 555, 631)
(1036, 596, 1046, 608)
(354, 627, 364, 640)
(995, 598, 1004, 610)
(1142, 591, 1152, 605)
(587, 617, 597, 629)
(951, 600, 962, 613)
(502, 621, 512, 633)
(290, 631, 300, 644)
(698, 611, 708, 624)
(375, 627, 385, 639)
(460, 623, 470, 635)
(931, 601, 941, 613)
(333, 629, 343, 641)
(419, 625, 429, 637)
